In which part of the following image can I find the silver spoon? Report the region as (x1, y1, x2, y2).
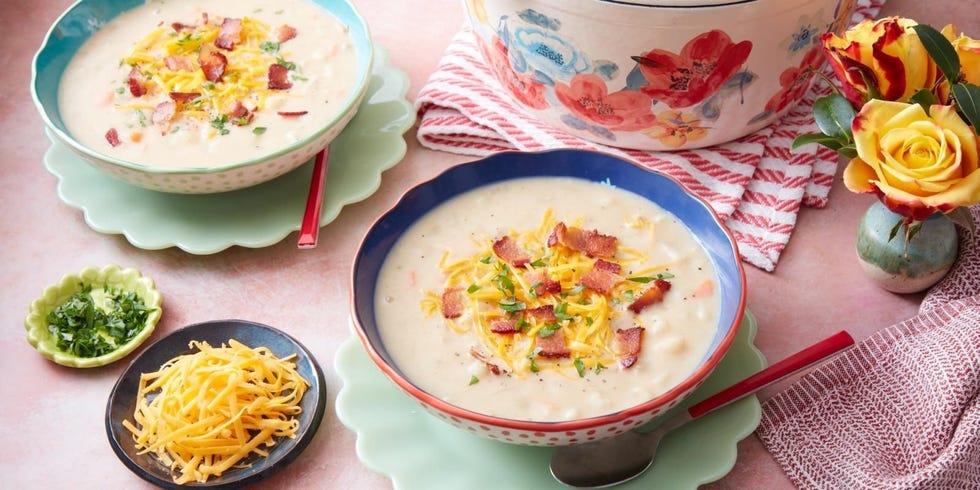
(550, 330, 855, 488)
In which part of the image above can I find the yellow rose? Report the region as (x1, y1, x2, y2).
(938, 24, 980, 101)
(822, 17, 939, 106)
(843, 100, 980, 220)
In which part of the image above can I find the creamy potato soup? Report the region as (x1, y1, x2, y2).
(374, 177, 721, 422)
(58, 0, 358, 168)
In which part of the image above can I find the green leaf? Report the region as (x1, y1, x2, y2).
(574, 358, 585, 378)
(947, 206, 977, 235)
(812, 93, 857, 140)
(952, 83, 980, 130)
(909, 88, 940, 113)
(468, 375, 479, 386)
(912, 24, 960, 84)
(837, 145, 858, 159)
(791, 132, 846, 152)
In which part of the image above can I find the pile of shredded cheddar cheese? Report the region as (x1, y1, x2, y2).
(421, 209, 672, 378)
(122, 339, 309, 484)
(120, 16, 286, 123)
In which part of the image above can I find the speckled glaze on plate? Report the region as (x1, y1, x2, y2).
(106, 319, 327, 489)
(43, 45, 413, 254)
(335, 310, 766, 489)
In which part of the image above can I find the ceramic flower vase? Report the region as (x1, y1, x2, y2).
(855, 201, 959, 294)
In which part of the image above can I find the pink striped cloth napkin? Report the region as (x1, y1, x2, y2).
(414, 0, 886, 271)
(757, 205, 980, 489)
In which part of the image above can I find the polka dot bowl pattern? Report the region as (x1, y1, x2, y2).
(31, 0, 372, 194)
(349, 149, 747, 446)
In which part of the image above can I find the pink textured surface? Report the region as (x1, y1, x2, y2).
(0, 1, 975, 489)
(758, 208, 980, 489)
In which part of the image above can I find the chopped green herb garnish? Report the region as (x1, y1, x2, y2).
(567, 284, 585, 295)
(260, 41, 280, 54)
(479, 255, 493, 264)
(538, 323, 560, 338)
(115, 87, 125, 95)
(574, 358, 585, 377)
(202, 81, 216, 91)
(529, 259, 547, 268)
(276, 56, 297, 71)
(211, 114, 230, 135)
(134, 110, 148, 128)
(45, 283, 154, 358)
(529, 356, 540, 373)
(623, 290, 635, 302)
(466, 284, 480, 294)
(594, 362, 606, 374)
(469, 375, 479, 386)
(252, 126, 267, 135)
(498, 298, 526, 313)
(628, 272, 675, 283)
(553, 302, 573, 321)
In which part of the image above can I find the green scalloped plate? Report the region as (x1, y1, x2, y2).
(335, 310, 766, 489)
(43, 44, 413, 254)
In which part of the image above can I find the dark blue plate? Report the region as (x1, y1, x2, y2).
(105, 319, 326, 489)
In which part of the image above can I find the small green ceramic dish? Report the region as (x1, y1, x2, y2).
(25, 264, 162, 368)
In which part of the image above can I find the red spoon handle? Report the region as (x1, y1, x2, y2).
(687, 330, 855, 419)
(297, 148, 330, 249)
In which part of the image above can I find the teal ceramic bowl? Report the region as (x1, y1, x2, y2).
(31, 0, 373, 194)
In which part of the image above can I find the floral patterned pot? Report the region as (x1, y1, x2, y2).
(464, 0, 857, 151)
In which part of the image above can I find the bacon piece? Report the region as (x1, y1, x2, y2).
(549, 222, 618, 258)
(594, 259, 621, 274)
(490, 319, 518, 334)
(277, 24, 298, 43)
(627, 279, 672, 314)
(268, 63, 292, 90)
(150, 100, 176, 133)
(614, 327, 645, 368)
(202, 12, 209, 25)
(105, 128, 121, 147)
(168, 91, 200, 104)
(537, 331, 570, 358)
(214, 17, 242, 50)
(524, 268, 561, 296)
(171, 22, 194, 31)
(127, 67, 146, 97)
(470, 347, 502, 375)
(164, 55, 195, 71)
(526, 305, 557, 322)
(492, 236, 531, 268)
(277, 111, 308, 117)
(198, 44, 228, 83)
(441, 287, 463, 319)
(580, 267, 622, 294)
(227, 101, 253, 125)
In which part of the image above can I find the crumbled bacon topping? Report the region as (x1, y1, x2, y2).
(614, 327, 644, 368)
(537, 331, 570, 358)
(492, 236, 531, 268)
(490, 319, 518, 334)
(526, 305, 557, 322)
(524, 268, 561, 296)
(441, 287, 463, 319)
(268, 63, 292, 90)
(198, 44, 228, 83)
(168, 91, 200, 104)
(580, 267, 622, 294)
(127, 67, 147, 97)
(150, 100, 176, 133)
(627, 279, 672, 314)
(593, 259, 622, 274)
(214, 17, 242, 50)
(105, 128, 121, 147)
(171, 22, 194, 32)
(164, 55, 195, 71)
(549, 222, 618, 258)
(277, 24, 298, 43)
(470, 347, 502, 375)
(227, 101, 254, 126)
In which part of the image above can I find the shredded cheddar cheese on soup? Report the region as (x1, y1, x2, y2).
(421, 209, 674, 378)
(122, 339, 309, 484)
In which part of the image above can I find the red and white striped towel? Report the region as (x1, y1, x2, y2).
(415, 0, 886, 271)
(757, 205, 980, 489)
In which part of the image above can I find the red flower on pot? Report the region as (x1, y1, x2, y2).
(764, 45, 825, 113)
(634, 30, 752, 109)
(475, 34, 548, 110)
(555, 73, 656, 131)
